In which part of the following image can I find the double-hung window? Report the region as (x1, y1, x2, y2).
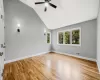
(57, 28, 81, 46)
(47, 32, 51, 44)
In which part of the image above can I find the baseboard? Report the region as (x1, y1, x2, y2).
(4, 51, 50, 64)
(97, 61, 100, 73)
(53, 51, 96, 62)
(0, 77, 2, 80)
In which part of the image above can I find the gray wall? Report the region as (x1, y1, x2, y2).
(97, 2, 100, 72)
(4, 0, 51, 61)
(51, 19, 97, 59)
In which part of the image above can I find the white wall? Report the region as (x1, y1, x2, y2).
(4, 0, 98, 64)
(4, 0, 51, 61)
(97, 0, 100, 72)
(51, 19, 97, 59)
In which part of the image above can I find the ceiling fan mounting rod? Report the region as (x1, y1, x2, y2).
(35, 0, 57, 12)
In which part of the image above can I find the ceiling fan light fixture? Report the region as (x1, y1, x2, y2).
(45, 2, 49, 7)
(35, 0, 57, 12)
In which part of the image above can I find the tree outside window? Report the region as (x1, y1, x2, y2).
(57, 28, 81, 45)
(65, 31, 70, 44)
(72, 29, 80, 44)
(58, 32, 63, 44)
(47, 33, 50, 43)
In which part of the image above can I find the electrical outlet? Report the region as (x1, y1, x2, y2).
(76, 53, 80, 55)
(1, 15, 3, 19)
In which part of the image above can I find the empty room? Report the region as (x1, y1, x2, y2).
(0, 0, 100, 80)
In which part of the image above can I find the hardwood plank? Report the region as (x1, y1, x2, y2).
(3, 52, 100, 80)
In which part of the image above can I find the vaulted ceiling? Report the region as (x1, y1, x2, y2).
(20, 0, 99, 29)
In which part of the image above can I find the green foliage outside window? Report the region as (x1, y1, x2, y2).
(65, 31, 70, 44)
(47, 33, 50, 43)
(58, 32, 63, 44)
(58, 28, 80, 45)
(72, 30, 80, 44)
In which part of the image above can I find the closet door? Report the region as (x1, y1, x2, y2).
(0, 0, 5, 80)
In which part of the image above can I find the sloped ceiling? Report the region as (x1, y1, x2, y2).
(20, 0, 99, 29)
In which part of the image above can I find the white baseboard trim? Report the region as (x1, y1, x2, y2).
(0, 77, 2, 80)
(53, 51, 96, 62)
(97, 61, 100, 73)
(4, 51, 50, 64)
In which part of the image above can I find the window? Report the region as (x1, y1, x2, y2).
(72, 29, 80, 44)
(65, 31, 70, 44)
(47, 32, 51, 44)
(57, 28, 81, 46)
(58, 32, 63, 44)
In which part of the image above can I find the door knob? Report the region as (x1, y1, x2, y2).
(0, 52, 3, 56)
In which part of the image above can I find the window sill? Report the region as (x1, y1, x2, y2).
(57, 44, 81, 47)
(47, 43, 51, 44)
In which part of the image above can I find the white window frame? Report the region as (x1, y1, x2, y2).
(47, 32, 51, 44)
(57, 27, 81, 46)
(57, 31, 64, 44)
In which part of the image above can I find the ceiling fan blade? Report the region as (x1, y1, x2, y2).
(48, 0, 51, 1)
(49, 3, 57, 8)
(45, 0, 51, 2)
(35, 2, 45, 4)
(45, 0, 48, 2)
(44, 7, 47, 12)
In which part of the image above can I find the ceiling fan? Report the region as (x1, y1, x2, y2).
(35, 0, 57, 12)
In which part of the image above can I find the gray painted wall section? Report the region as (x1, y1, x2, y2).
(97, 2, 100, 72)
(4, 0, 51, 61)
(51, 19, 97, 59)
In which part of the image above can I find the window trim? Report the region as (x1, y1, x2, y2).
(47, 32, 51, 44)
(57, 27, 81, 46)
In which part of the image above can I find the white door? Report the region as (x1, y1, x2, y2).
(0, 0, 4, 80)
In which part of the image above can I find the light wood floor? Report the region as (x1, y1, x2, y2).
(3, 52, 100, 80)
